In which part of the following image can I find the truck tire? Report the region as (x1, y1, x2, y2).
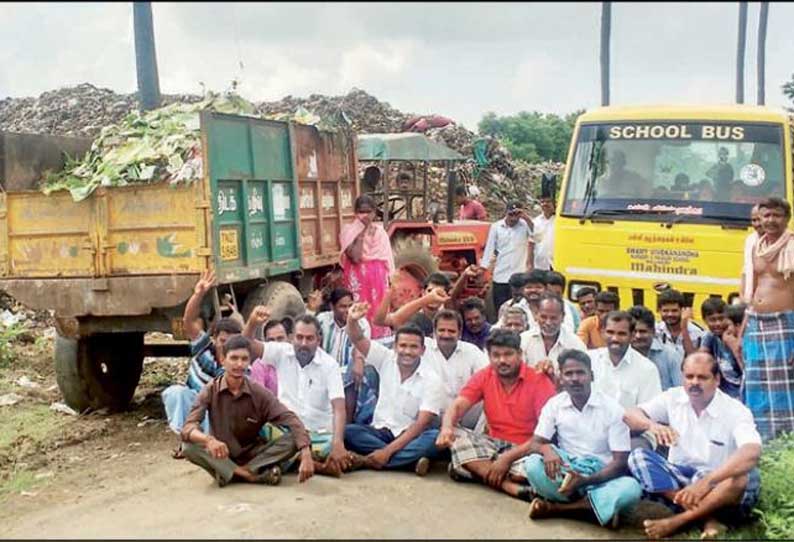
(55, 332, 145, 413)
(391, 241, 440, 308)
(393, 242, 439, 282)
(242, 281, 306, 324)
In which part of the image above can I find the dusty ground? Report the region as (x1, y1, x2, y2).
(0, 328, 660, 539)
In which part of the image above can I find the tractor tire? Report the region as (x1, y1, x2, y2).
(392, 241, 439, 282)
(55, 332, 145, 413)
(242, 281, 306, 324)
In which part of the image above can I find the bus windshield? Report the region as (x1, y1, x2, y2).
(561, 121, 786, 223)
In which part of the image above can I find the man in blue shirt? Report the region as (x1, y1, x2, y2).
(698, 298, 743, 400)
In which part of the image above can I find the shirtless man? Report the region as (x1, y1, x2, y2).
(742, 197, 794, 441)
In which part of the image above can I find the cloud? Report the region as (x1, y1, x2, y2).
(338, 40, 417, 90)
(1, 2, 793, 133)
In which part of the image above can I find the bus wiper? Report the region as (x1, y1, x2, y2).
(580, 144, 600, 220)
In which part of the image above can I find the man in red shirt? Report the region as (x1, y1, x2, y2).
(455, 185, 488, 221)
(436, 328, 556, 500)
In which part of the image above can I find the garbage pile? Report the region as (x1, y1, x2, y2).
(0, 83, 204, 139)
(257, 88, 410, 134)
(40, 92, 257, 201)
(0, 83, 566, 213)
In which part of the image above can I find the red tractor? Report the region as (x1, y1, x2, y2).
(356, 133, 492, 308)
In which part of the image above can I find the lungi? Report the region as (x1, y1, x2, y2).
(449, 427, 527, 479)
(628, 448, 760, 523)
(524, 446, 642, 526)
(742, 310, 794, 441)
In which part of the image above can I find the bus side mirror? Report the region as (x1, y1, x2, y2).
(541, 173, 557, 199)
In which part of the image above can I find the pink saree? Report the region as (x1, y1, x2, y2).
(340, 219, 394, 339)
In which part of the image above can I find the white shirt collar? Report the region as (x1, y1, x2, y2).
(560, 389, 604, 410)
(674, 387, 726, 419)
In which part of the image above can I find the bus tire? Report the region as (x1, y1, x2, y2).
(55, 332, 144, 413)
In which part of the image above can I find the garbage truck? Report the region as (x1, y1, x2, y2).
(0, 111, 360, 412)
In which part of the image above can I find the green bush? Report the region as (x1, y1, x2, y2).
(752, 432, 794, 539)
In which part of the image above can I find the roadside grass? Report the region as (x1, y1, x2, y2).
(0, 469, 39, 500)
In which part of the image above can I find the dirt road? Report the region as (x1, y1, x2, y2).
(2, 421, 638, 539)
(1, 331, 654, 539)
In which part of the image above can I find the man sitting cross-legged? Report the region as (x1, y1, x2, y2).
(162, 269, 247, 458)
(435, 329, 556, 501)
(244, 308, 352, 478)
(625, 352, 763, 540)
(345, 302, 445, 475)
(524, 349, 642, 528)
(181, 335, 313, 487)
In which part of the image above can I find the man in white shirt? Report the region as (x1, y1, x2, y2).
(344, 302, 445, 476)
(625, 352, 762, 540)
(545, 271, 581, 333)
(422, 309, 489, 429)
(521, 293, 587, 376)
(481, 201, 535, 313)
(740, 204, 763, 303)
(245, 309, 351, 478)
(494, 272, 537, 330)
(589, 311, 663, 409)
(532, 195, 556, 271)
(589, 311, 663, 451)
(525, 349, 642, 528)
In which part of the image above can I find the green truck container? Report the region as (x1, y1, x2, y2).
(0, 111, 359, 411)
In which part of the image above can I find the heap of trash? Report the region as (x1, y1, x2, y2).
(1, 84, 566, 211)
(39, 92, 257, 201)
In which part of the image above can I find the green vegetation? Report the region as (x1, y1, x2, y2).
(477, 110, 582, 163)
(0, 323, 24, 368)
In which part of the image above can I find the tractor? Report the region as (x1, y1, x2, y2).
(355, 133, 492, 309)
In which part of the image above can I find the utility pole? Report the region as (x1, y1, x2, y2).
(133, 2, 161, 111)
(757, 2, 769, 105)
(736, 1, 748, 104)
(600, 2, 612, 106)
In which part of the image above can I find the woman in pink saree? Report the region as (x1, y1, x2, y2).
(339, 195, 394, 339)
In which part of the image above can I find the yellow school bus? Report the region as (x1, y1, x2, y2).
(555, 105, 792, 313)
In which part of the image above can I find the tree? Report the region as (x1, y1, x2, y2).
(477, 110, 584, 163)
(783, 75, 794, 106)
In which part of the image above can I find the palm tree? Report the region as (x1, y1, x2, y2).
(600, 2, 611, 106)
(757, 2, 769, 105)
(736, 2, 748, 104)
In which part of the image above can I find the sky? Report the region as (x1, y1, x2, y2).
(2, 2, 793, 131)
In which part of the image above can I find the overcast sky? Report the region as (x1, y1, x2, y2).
(2, 2, 792, 130)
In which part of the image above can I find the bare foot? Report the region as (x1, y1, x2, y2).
(232, 466, 257, 483)
(314, 460, 342, 478)
(528, 498, 557, 520)
(644, 517, 685, 539)
(701, 518, 727, 540)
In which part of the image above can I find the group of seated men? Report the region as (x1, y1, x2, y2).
(161, 265, 762, 540)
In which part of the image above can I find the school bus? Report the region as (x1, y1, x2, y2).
(555, 105, 792, 313)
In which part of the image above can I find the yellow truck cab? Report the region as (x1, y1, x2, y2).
(555, 105, 792, 313)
